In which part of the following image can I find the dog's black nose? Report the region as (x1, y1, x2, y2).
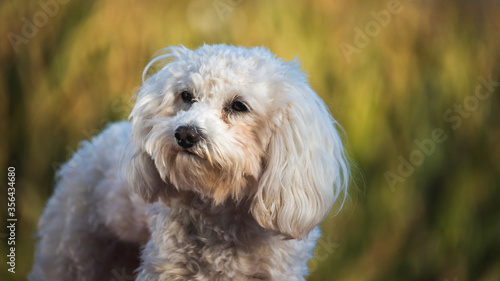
(174, 126, 201, 149)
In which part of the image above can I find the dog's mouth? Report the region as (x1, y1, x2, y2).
(181, 149, 199, 157)
(180, 149, 207, 160)
(178, 148, 215, 166)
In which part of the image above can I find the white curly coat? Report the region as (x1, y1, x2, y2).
(29, 44, 350, 281)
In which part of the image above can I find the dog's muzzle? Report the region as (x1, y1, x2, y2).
(174, 126, 201, 149)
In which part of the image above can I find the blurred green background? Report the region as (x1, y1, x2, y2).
(1, 0, 499, 280)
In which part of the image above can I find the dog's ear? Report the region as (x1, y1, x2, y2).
(125, 147, 165, 203)
(251, 81, 350, 240)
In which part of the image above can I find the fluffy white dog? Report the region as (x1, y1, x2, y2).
(29, 44, 350, 281)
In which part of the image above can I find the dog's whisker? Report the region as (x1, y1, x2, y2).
(203, 147, 214, 167)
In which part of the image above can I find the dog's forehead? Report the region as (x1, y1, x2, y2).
(187, 53, 267, 80)
(177, 48, 278, 101)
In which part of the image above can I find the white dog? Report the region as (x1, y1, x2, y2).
(29, 44, 350, 281)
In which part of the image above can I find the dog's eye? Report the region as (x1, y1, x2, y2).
(231, 101, 248, 112)
(181, 91, 194, 103)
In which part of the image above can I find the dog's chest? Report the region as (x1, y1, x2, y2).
(151, 205, 275, 280)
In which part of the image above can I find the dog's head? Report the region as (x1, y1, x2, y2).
(126, 44, 349, 239)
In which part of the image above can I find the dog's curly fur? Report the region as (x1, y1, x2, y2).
(29, 44, 350, 281)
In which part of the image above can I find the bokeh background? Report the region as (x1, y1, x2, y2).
(1, 0, 499, 280)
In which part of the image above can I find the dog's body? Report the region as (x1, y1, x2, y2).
(29, 123, 149, 280)
(30, 45, 349, 281)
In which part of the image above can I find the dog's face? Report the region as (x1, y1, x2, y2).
(127, 45, 349, 239)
